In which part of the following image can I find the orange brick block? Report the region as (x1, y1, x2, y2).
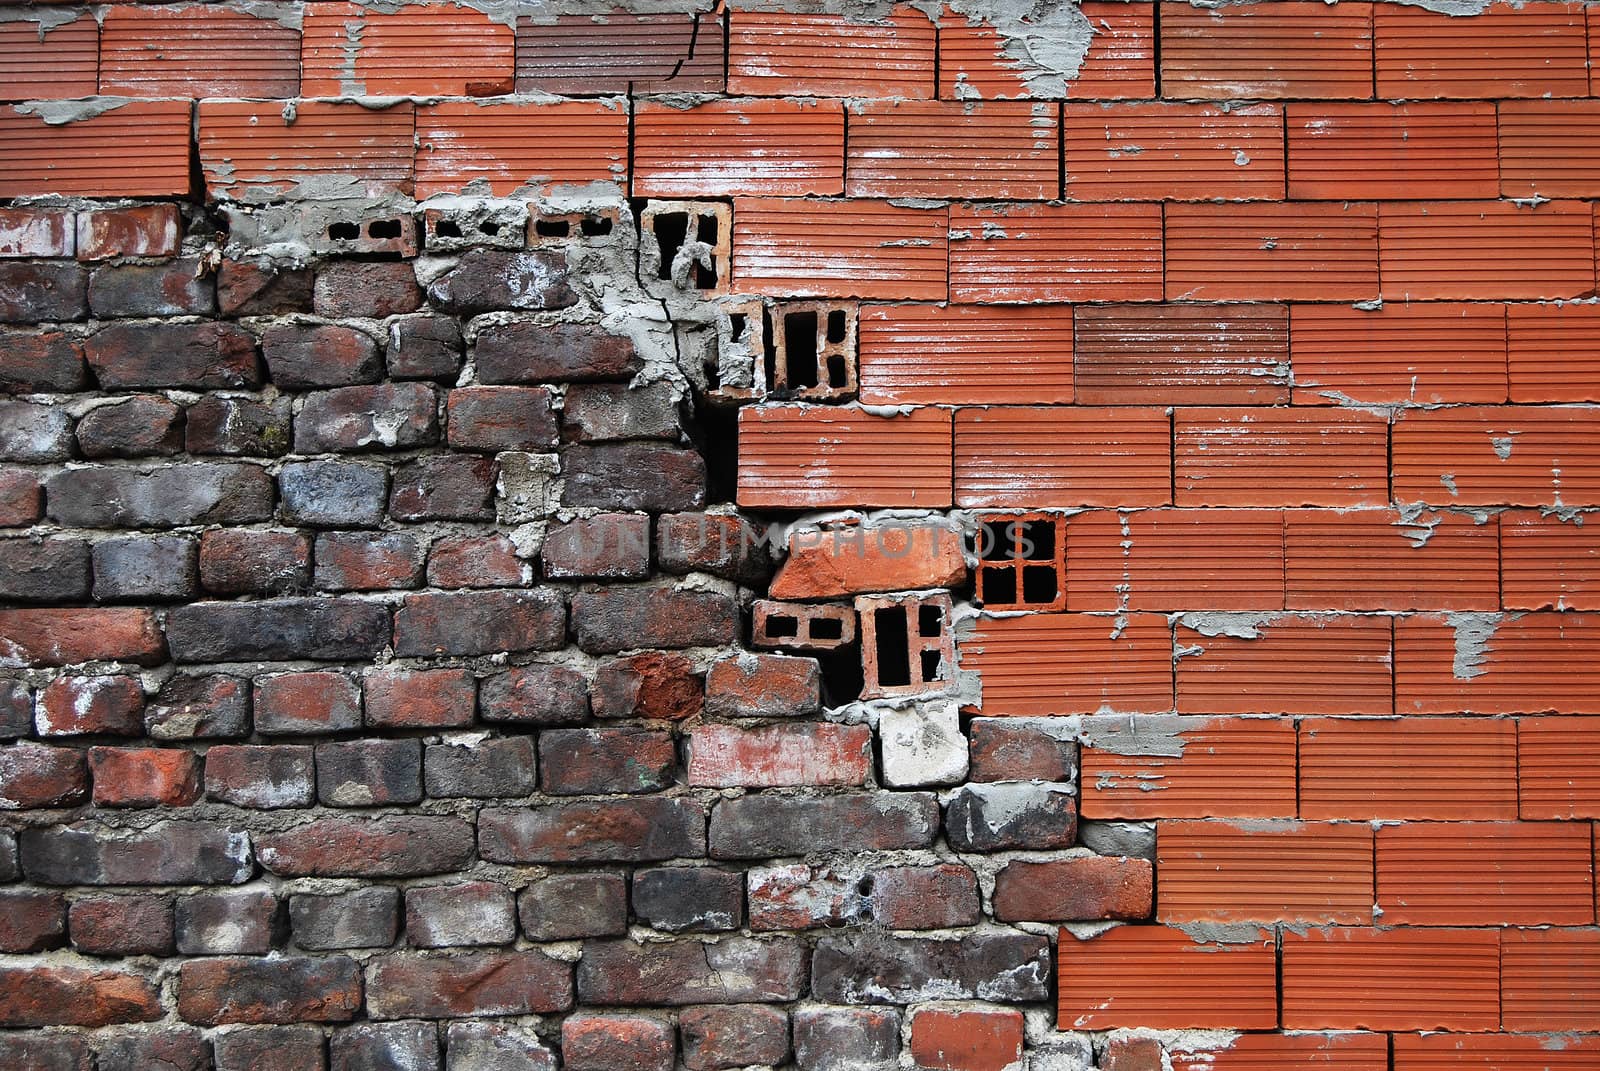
(728, 7, 935, 98)
(198, 100, 414, 202)
(1176, 614, 1393, 716)
(949, 203, 1164, 304)
(99, 7, 299, 98)
(1392, 405, 1600, 508)
(302, 2, 513, 96)
(1080, 716, 1298, 820)
(1289, 302, 1508, 407)
(1378, 201, 1596, 302)
(415, 101, 626, 199)
(1520, 716, 1600, 819)
(1066, 508, 1286, 613)
(909, 1007, 1024, 1071)
(1174, 408, 1389, 508)
(960, 613, 1174, 716)
(1287, 103, 1498, 200)
(1500, 100, 1600, 199)
(1159, 2, 1374, 101)
(1503, 512, 1600, 611)
(857, 304, 1073, 406)
(1299, 716, 1517, 820)
(0, 102, 193, 199)
(1376, 822, 1594, 926)
(635, 99, 843, 198)
(1374, 1, 1589, 99)
(954, 406, 1171, 509)
(847, 100, 1058, 200)
(1395, 611, 1600, 715)
(1157, 820, 1375, 925)
(0, 15, 97, 100)
(1507, 302, 1600, 403)
(939, 2, 1154, 100)
(1075, 304, 1290, 406)
(1501, 928, 1600, 1031)
(1063, 103, 1285, 202)
(1281, 927, 1500, 1031)
(1166, 203, 1380, 302)
(1059, 925, 1278, 1030)
(1284, 510, 1500, 612)
(1170, 1034, 1388, 1071)
(731, 198, 948, 301)
(1394, 1032, 1600, 1071)
(736, 404, 952, 510)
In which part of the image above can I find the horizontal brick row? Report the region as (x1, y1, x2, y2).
(1075, 714, 1600, 821)
(1064, 925, 1600, 1032)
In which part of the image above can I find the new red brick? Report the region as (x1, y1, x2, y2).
(1377, 822, 1594, 926)
(635, 99, 842, 197)
(1299, 716, 1517, 820)
(1507, 302, 1600, 403)
(1059, 925, 1278, 1030)
(1157, 820, 1375, 925)
(1287, 103, 1498, 200)
(1499, 100, 1600, 199)
(0, 102, 192, 199)
(1281, 927, 1500, 1031)
(199, 100, 414, 202)
(1392, 405, 1600, 507)
(848, 100, 1058, 200)
(1285, 509, 1499, 611)
(1503, 511, 1600, 611)
(1393, 1032, 1600, 1070)
(302, 1, 513, 96)
(940, 2, 1154, 100)
(1175, 408, 1389, 508)
(99, 7, 300, 97)
(1379, 201, 1596, 301)
(1501, 927, 1600, 1031)
(728, 7, 935, 98)
(415, 101, 627, 198)
(1177, 614, 1393, 716)
(1160, 2, 1375, 100)
(1075, 303, 1290, 406)
(1374, 1, 1588, 99)
(1166, 203, 1380, 301)
(514, 12, 723, 94)
(732, 198, 947, 300)
(858, 303, 1073, 406)
(1395, 611, 1600, 715)
(954, 406, 1170, 508)
(737, 404, 952, 509)
(949, 203, 1163, 303)
(1067, 508, 1285, 612)
(960, 613, 1174, 716)
(1079, 716, 1299, 820)
(0, 16, 97, 100)
(1064, 103, 1284, 201)
(1290, 302, 1508, 406)
(1520, 716, 1600, 819)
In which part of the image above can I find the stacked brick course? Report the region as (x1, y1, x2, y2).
(2, 1, 1599, 1069)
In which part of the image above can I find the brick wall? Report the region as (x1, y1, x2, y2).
(1, 2, 1599, 1069)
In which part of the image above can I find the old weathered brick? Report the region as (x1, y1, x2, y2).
(0, 680, 30, 739)
(146, 673, 251, 740)
(176, 889, 285, 954)
(290, 886, 401, 951)
(314, 260, 422, 318)
(46, 463, 274, 528)
(206, 745, 315, 809)
(657, 512, 775, 586)
(0, 537, 91, 602)
(0, 327, 86, 391)
(562, 443, 707, 511)
(0, 468, 42, 527)
(563, 381, 681, 442)
(871, 864, 982, 930)
(426, 250, 576, 314)
(331, 1021, 439, 1071)
(35, 675, 144, 737)
(21, 821, 253, 885)
(577, 937, 808, 1005)
(0, 1033, 92, 1071)
(747, 863, 869, 930)
(945, 783, 1078, 852)
(389, 454, 496, 520)
(793, 1007, 900, 1071)
(517, 873, 628, 941)
(365, 950, 573, 1019)
(0, 401, 72, 461)
(562, 1014, 674, 1071)
(87, 257, 214, 317)
(88, 747, 202, 807)
(177, 956, 362, 1025)
(427, 533, 525, 587)
(170, 599, 390, 662)
(709, 792, 939, 858)
(474, 319, 639, 383)
(186, 395, 293, 456)
(294, 383, 439, 453)
(0, 889, 66, 952)
(690, 722, 872, 787)
(199, 529, 311, 596)
(405, 881, 517, 948)
(543, 513, 651, 580)
(446, 386, 557, 451)
(0, 261, 88, 323)
(993, 856, 1154, 922)
(424, 736, 537, 798)
(85, 321, 259, 389)
(314, 531, 425, 591)
(681, 1004, 791, 1071)
(213, 1025, 329, 1071)
(76, 205, 181, 261)
(365, 667, 475, 729)
(969, 718, 1078, 783)
(315, 738, 423, 806)
(257, 815, 475, 878)
(540, 727, 675, 794)
(632, 867, 743, 933)
(705, 652, 821, 718)
(76, 395, 185, 458)
(445, 1022, 556, 1071)
(0, 607, 165, 667)
(95, 1029, 211, 1071)
(395, 590, 564, 657)
(279, 460, 389, 526)
(0, 207, 73, 257)
(261, 322, 381, 388)
(387, 312, 462, 379)
(571, 586, 736, 653)
(91, 534, 198, 601)
(480, 797, 707, 863)
(68, 895, 174, 956)
(0, 965, 162, 1027)
(812, 932, 1051, 1004)
(217, 258, 313, 316)
(592, 651, 703, 720)
(254, 672, 364, 735)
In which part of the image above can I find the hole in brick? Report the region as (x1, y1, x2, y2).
(694, 214, 720, 289)
(328, 221, 360, 241)
(728, 312, 748, 345)
(980, 568, 1017, 606)
(765, 614, 798, 639)
(581, 214, 613, 237)
(920, 649, 943, 681)
(1022, 565, 1059, 604)
(918, 604, 943, 638)
(976, 519, 1012, 562)
(826, 354, 848, 389)
(368, 219, 403, 240)
(652, 212, 689, 282)
(826, 309, 847, 344)
(856, 876, 875, 896)
(873, 607, 911, 689)
(1021, 520, 1056, 561)
(783, 310, 820, 390)
(479, 221, 502, 237)
(810, 616, 843, 641)
(535, 218, 571, 239)
(817, 643, 864, 705)
(434, 219, 463, 238)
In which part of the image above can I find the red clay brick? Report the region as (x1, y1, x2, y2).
(949, 203, 1164, 303)
(731, 198, 948, 301)
(954, 406, 1171, 509)
(1079, 716, 1299, 820)
(770, 520, 965, 601)
(1064, 103, 1284, 202)
(88, 748, 202, 808)
(1501, 927, 1600, 1031)
(1379, 201, 1596, 302)
(1377, 822, 1594, 926)
(1281, 927, 1500, 1031)
(1166, 203, 1379, 302)
(1171, 1034, 1388, 1071)
(848, 100, 1058, 200)
(1284, 509, 1500, 612)
(1157, 820, 1375, 925)
(728, 7, 935, 98)
(1075, 303, 1290, 406)
(514, 12, 722, 95)
(1175, 408, 1389, 508)
(1299, 716, 1517, 820)
(1520, 716, 1600, 819)
(737, 404, 952, 509)
(1290, 302, 1508, 406)
(0, 15, 97, 100)
(416, 101, 627, 198)
(909, 1007, 1025, 1071)
(961, 612, 1174, 716)
(0, 102, 192, 199)
(1066, 508, 1285, 612)
(1502, 511, 1600, 611)
(857, 304, 1073, 406)
(1286, 103, 1498, 200)
(1176, 614, 1393, 716)
(199, 100, 414, 202)
(1499, 100, 1600, 199)
(1395, 611, 1600, 715)
(688, 723, 871, 788)
(940, 2, 1154, 100)
(1393, 1031, 1600, 1070)
(1392, 405, 1600, 507)
(1160, 2, 1374, 100)
(1374, 1, 1589, 99)
(1507, 302, 1600, 403)
(302, 1, 513, 96)
(635, 99, 843, 197)
(1059, 925, 1278, 1030)
(99, 7, 300, 97)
